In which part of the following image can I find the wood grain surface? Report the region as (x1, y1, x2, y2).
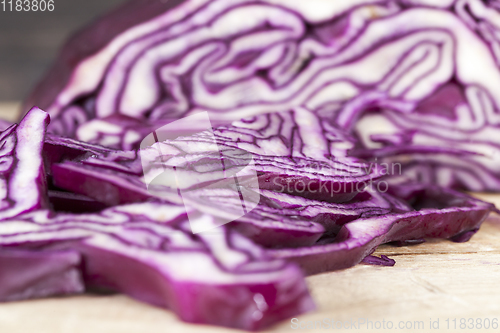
(0, 103, 499, 333)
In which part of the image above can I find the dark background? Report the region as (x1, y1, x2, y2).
(0, 0, 128, 101)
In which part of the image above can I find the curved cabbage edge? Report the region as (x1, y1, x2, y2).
(175, 186, 409, 248)
(267, 185, 494, 275)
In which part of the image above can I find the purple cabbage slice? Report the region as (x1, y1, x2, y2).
(0, 202, 314, 330)
(266, 184, 494, 275)
(345, 83, 500, 192)
(20, 1, 399, 149)
(257, 188, 412, 220)
(74, 231, 313, 330)
(48, 172, 328, 248)
(0, 107, 50, 219)
(181, 186, 410, 248)
(51, 109, 383, 206)
(47, 168, 404, 249)
(23, 0, 500, 191)
(180, 187, 326, 248)
(143, 108, 383, 203)
(48, 165, 401, 249)
(0, 249, 84, 302)
(51, 161, 151, 206)
(0, 109, 315, 329)
(46, 109, 398, 249)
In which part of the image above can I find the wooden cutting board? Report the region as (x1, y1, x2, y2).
(1, 103, 499, 333)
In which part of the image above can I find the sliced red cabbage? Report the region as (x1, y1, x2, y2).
(48, 161, 404, 249)
(180, 186, 410, 248)
(266, 184, 494, 275)
(346, 83, 500, 191)
(141, 108, 382, 202)
(0, 202, 314, 330)
(52, 109, 382, 207)
(17, 1, 403, 148)
(0, 107, 50, 219)
(23, 0, 500, 191)
(51, 161, 151, 206)
(0, 107, 492, 330)
(180, 187, 326, 248)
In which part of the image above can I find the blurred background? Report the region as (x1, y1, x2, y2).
(0, 0, 127, 101)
